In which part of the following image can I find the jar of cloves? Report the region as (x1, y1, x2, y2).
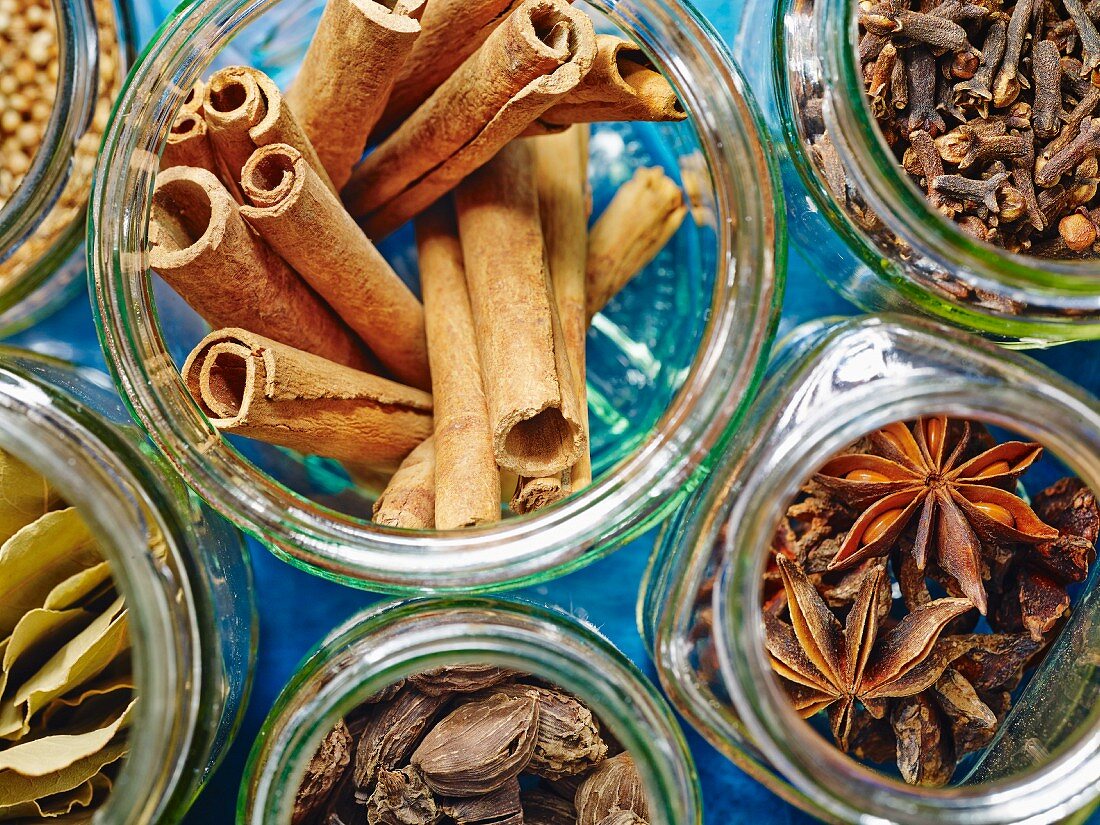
(90, 0, 782, 592)
(735, 0, 1100, 345)
(641, 314, 1100, 823)
(241, 597, 700, 824)
(0, 346, 255, 821)
(0, 0, 129, 334)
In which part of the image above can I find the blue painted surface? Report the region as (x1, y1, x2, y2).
(12, 0, 1100, 821)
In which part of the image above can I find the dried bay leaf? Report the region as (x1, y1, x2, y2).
(294, 719, 352, 825)
(575, 753, 649, 825)
(365, 766, 440, 825)
(44, 564, 114, 613)
(0, 607, 91, 703)
(0, 700, 134, 777)
(353, 688, 448, 797)
(411, 693, 538, 797)
(38, 666, 134, 731)
(522, 788, 577, 825)
(441, 778, 522, 825)
(0, 737, 127, 811)
(0, 452, 55, 546)
(409, 666, 516, 696)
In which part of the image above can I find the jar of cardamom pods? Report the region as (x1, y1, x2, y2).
(90, 0, 782, 592)
(642, 314, 1100, 823)
(0, 0, 129, 333)
(241, 597, 700, 824)
(0, 346, 255, 822)
(736, 0, 1100, 345)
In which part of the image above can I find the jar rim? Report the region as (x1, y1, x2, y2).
(240, 597, 702, 824)
(89, 0, 783, 591)
(713, 315, 1100, 823)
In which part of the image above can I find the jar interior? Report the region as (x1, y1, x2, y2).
(147, 0, 719, 524)
(758, 412, 1100, 790)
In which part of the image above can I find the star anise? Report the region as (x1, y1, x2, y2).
(765, 556, 973, 750)
(815, 416, 1059, 613)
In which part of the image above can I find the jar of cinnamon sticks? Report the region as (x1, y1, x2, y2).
(90, 0, 782, 591)
(240, 598, 700, 824)
(642, 314, 1100, 824)
(0, 346, 255, 822)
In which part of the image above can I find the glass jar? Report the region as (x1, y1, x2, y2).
(642, 314, 1100, 823)
(240, 597, 701, 823)
(735, 0, 1100, 346)
(0, 346, 256, 822)
(0, 0, 130, 334)
(89, 0, 783, 592)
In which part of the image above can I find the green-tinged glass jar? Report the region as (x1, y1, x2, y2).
(0, 346, 256, 822)
(240, 597, 700, 824)
(89, 0, 783, 592)
(0, 0, 130, 334)
(641, 314, 1100, 824)
(735, 0, 1100, 346)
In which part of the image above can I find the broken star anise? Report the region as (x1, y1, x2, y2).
(765, 555, 973, 750)
(815, 416, 1059, 613)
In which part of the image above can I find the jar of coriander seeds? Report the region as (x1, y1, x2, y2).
(0, 346, 255, 822)
(642, 314, 1100, 823)
(241, 597, 700, 824)
(735, 0, 1100, 345)
(90, 0, 783, 592)
(0, 0, 129, 333)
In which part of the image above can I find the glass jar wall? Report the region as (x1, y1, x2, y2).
(90, 0, 783, 592)
(241, 597, 700, 824)
(735, 0, 1100, 346)
(642, 314, 1100, 823)
(0, 347, 256, 822)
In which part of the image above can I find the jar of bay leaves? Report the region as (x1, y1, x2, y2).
(641, 314, 1100, 823)
(0, 347, 255, 821)
(735, 0, 1100, 345)
(0, 0, 130, 333)
(242, 597, 700, 824)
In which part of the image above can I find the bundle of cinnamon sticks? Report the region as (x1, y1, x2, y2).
(151, 0, 690, 529)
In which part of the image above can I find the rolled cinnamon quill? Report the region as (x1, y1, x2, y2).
(179, 78, 205, 116)
(344, 0, 597, 238)
(161, 112, 220, 175)
(239, 143, 431, 391)
(513, 126, 591, 514)
(455, 140, 585, 478)
(373, 436, 436, 528)
(417, 202, 500, 529)
(203, 66, 337, 196)
(528, 35, 686, 134)
(183, 328, 433, 466)
(586, 166, 687, 321)
(149, 166, 369, 370)
(286, 0, 426, 190)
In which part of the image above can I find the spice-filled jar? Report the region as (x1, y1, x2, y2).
(0, 0, 129, 334)
(241, 597, 700, 824)
(0, 346, 255, 821)
(642, 314, 1100, 823)
(735, 0, 1100, 345)
(89, 0, 782, 592)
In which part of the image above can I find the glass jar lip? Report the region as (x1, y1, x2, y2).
(240, 596, 702, 825)
(0, 347, 215, 824)
(709, 314, 1100, 823)
(90, 0, 784, 592)
(821, 0, 1100, 300)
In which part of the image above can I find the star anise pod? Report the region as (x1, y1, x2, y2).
(815, 416, 1059, 613)
(765, 555, 973, 750)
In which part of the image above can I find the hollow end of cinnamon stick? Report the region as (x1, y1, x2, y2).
(191, 342, 254, 422)
(149, 168, 223, 267)
(497, 405, 583, 478)
(241, 143, 298, 209)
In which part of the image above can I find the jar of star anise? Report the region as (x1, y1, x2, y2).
(242, 598, 701, 824)
(641, 314, 1100, 823)
(734, 0, 1100, 345)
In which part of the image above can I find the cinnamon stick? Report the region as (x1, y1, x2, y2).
(513, 126, 590, 514)
(183, 328, 433, 467)
(586, 166, 686, 322)
(416, 202, 500, 529)
(527, 35, 686, 133)
(203, 66, 337, 196)
(372, 437, 436, 528)
(239, 143, 430, 390)
(374, 0, 530, 137)
(179, 79, 205, 116)
(149, 165, 369, 370)
(161, 112, 220, 176)
(343, 0, 597, 238)
(455, 140, 585, 477)
(286, 0, 426, 190)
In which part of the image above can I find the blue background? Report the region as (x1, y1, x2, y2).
(15, 0, 1100, 821)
